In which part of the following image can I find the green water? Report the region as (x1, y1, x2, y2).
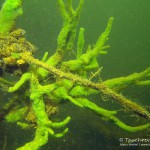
(0, 0, 150, 149)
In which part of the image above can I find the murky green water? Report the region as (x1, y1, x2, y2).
(0, 0, 150, 149)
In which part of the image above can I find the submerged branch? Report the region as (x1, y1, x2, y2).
(21, 52, 150, 121)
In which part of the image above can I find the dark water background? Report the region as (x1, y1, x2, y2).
(0, 0, 150, 150)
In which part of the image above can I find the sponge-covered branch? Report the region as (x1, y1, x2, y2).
(0, 0, 23, 35)
(37, 0, 84, 78)
(61, 17, 113, 72)
(21, 52, 150, 121)
(75, 97, 150, 132)
(104, 67, 150, 91)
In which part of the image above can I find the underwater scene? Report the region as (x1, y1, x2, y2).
(0, 0, 150, 150)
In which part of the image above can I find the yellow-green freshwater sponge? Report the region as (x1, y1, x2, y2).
(0, 0, 23, 35)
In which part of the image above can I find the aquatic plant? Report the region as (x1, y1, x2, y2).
(0, 0, 150, 149)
